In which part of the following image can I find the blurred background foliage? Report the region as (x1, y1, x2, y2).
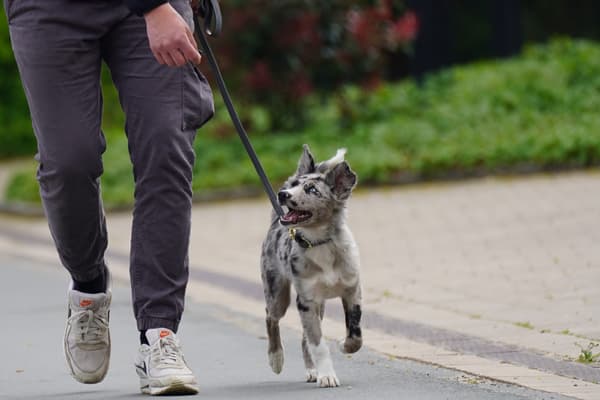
(0, 12, 35, 159)
(207, 0, 417, 130)
(3, 1, 600, 206)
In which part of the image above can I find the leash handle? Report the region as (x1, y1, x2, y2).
(193, 5, 285, 218)
(195, 0, 222, 37)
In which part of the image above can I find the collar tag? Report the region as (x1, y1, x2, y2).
(289, 228, 331, 249)
(289, 228, 312, 248)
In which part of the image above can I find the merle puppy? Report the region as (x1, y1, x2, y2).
(260, 144, 362, 388)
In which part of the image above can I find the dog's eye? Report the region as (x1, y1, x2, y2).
(291, 180, 300, 187)
(305, 185, 320, 196)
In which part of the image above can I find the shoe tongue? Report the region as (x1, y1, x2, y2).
(69, 290, 107, 310)
(146, 328, 176, 346)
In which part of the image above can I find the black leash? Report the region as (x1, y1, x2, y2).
(192, 2, 329, 250)
(192, 0, 285, 218)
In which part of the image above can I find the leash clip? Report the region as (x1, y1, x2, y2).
(289, 228, 312, 249)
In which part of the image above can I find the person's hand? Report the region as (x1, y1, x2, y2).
(144, 3, 202, 67)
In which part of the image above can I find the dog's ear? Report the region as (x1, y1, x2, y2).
(317, 148, 346, 174)
(326, 161, 357, 200)
(296, 144, 315, 175)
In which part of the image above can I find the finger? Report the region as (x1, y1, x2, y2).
(180, 41, 202, 65)
(162, 51, 178, 67)
(169, 49, 187, 67)
(186, 27, 198, 49)
(183, 29, 203, 65)
(152, 49, 167, 65)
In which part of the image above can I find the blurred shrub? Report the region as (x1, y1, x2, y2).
(205, 0, 416, 130)
(7, 38, 600, 207)
(0, 1, 414, 159)
(0, 7, 36, 158)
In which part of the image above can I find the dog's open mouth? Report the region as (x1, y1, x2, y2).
(280, 209, 312, 225)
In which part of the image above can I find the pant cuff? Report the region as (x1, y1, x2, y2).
(69, 262, 107, 283)
(137, 316, 180, 333)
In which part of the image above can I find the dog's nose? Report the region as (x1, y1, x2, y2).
(278, 191, 291, 204)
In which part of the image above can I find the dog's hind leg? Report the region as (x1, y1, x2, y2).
(263, 273, 290, 374)
(340, 287, 363, 354)
(297, 297, 339, 388)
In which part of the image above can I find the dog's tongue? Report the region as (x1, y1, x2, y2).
(281, 210, 300, 224)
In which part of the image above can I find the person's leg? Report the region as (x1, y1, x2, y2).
(101, 1, 213, 394)
(5, 0, 118, 384)
(102, 0, 213, 333)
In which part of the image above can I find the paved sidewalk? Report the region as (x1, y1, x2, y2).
(0, 255, 561, 400)
(1, 170, 600, 398)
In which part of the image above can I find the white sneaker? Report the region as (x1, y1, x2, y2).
(135, 328, 199, 395)
(64, 287, 111, 383)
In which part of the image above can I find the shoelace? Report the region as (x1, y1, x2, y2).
(151, 336, 185, 369)
(69, 309, 108, 345)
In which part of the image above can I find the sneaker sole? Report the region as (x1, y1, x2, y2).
(142, 381, 199, 395)
(140, 376, 199, 396)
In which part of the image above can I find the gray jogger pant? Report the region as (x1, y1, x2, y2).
(5, 0, 214, 331)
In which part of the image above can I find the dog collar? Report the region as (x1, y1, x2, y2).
(288, 228, 331, 249)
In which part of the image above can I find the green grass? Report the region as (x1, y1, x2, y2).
(514, 321, 535, 330)
(5, 38, 600, 208)
(576, 342, 600, 364)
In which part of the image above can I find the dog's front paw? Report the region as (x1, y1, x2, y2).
(305, 368, 318, 382)
(317, 372, 340, 388)
(339, 337, 362, 354)
(268, 349, 284, 374)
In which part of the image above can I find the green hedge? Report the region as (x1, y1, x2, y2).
(5, 38, 600, 207)
(0, 10, 35, 158)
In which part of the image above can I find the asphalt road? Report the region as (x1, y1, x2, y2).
(0, 255, 571, 400)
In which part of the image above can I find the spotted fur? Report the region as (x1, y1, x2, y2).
(260, 144, 362, 388)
